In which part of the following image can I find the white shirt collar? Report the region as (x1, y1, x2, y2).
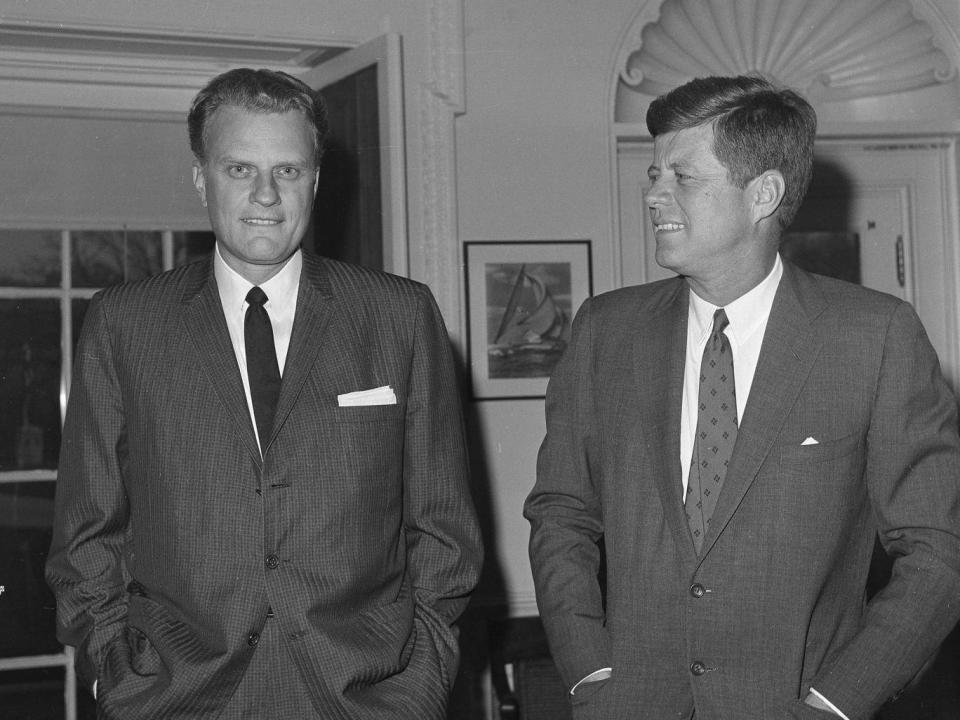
(213, 244, 302, 311)
(689, 254, 783, 345)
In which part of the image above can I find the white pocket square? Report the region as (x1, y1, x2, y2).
(801, 436, 819, 446)
(337, 385, 397, 407)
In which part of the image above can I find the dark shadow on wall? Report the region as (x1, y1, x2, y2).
(311, 64, 383, 271)
(783, 156, 860, 282)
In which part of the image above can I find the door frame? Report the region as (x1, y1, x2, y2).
(299, 33, 408, 277)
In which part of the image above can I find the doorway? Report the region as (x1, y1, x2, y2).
(301, 34, 408, 276)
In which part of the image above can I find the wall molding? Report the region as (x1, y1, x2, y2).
(416, 0, 467, 342)
(0, 22, 350, 116)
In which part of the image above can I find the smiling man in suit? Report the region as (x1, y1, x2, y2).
(525, 75, 960, 720)
(46, 68, 482, 719)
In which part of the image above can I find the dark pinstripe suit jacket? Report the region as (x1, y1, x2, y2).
(525, 262, 960, 720)
(46, 249, 482, 719)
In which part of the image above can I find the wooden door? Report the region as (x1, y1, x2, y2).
(300, 34, 407, 275)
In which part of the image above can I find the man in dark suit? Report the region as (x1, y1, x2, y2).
(46, 68, 482, 719)
(525, 75, 960, 719)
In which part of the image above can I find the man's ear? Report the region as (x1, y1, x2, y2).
(192, 162, 207, 207)
(750, 170, 785, 223)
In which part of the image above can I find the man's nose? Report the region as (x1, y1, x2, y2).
(644, 180, 669, 207)
(252, 173, 280, 205)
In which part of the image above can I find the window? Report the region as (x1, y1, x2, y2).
(0, 228, 214, 719)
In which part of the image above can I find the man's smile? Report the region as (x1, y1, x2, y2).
(653, 221, 686, 232)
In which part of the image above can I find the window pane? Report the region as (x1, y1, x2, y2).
(0, 667, 87, 720)
(72, 230, 163, 287)
(0, 481, 59, 657)
(173, 231, 216, 267)
(0, 299, 61, 471)
(0, 230, 61, 287)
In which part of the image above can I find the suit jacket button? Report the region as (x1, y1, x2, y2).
(690, 661, 706, 676)
(247, 632, 260, 647)
(265, 554, 280, 569)
(690, 583, 706, 598)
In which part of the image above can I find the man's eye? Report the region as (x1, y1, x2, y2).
(227, 165, 251, 178)
(275, 166, 302, 180)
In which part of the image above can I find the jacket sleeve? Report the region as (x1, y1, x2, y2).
(45, 293, 130, 693)
(524, 298, 611, 690)
(808, 300, 960, 719)
(401, 284, 483, 686)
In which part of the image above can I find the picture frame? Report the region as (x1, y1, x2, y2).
(464, 240, 592, 400)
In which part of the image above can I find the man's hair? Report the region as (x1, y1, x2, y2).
(646, 75, 816, 228)
(188, 68, 329, 166)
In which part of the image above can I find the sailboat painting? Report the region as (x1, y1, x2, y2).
(486, 263, 570, 376)
(465, 241, 591, 398)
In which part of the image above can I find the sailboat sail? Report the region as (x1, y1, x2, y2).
(491, 266, 567, 352)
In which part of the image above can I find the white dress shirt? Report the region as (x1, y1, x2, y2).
(679, 254, 783, 496)
(214, 244, 300, 449)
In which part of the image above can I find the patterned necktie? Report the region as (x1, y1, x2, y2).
(686, 309, 738, 554)
(244, 286, 281, 453)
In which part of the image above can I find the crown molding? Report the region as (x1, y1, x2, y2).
(0, 21, 349, 115)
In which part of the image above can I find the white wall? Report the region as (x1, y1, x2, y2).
(456, 0, 640, 612)
(0, 113, 205, 228)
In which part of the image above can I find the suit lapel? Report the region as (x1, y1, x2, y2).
(636, 282, 697, 564)
(264, 252, 335, 451)
(699, 263, 827, 558)
(179, 259, 261, 461)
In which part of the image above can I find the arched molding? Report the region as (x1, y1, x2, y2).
(612, 0, 960, 125)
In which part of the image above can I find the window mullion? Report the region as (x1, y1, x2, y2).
(60, 230, 71, 427)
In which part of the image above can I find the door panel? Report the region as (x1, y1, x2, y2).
(300, 34, 407, 276)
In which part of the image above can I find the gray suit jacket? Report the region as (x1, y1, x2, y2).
(47, 250, 482, 719)
(525, 262, 960, 720)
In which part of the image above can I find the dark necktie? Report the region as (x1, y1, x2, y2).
(686, 309, 738, 554)
(244, 286, 281, 452)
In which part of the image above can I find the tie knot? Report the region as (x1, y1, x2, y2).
(246, 286, 268, 308)
(713, 309, 729, 335)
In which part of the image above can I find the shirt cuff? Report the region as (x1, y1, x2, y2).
(570, 667, 612, 695)
(809, 688, 849, 719)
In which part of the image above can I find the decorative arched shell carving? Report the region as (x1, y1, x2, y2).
(618, 0, 955, 101)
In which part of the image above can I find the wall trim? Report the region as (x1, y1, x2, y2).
(416, 0, 466, 343)
(0, 22, 352, 116)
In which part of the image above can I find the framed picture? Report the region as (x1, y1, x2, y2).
(464, 240, 592, 399)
